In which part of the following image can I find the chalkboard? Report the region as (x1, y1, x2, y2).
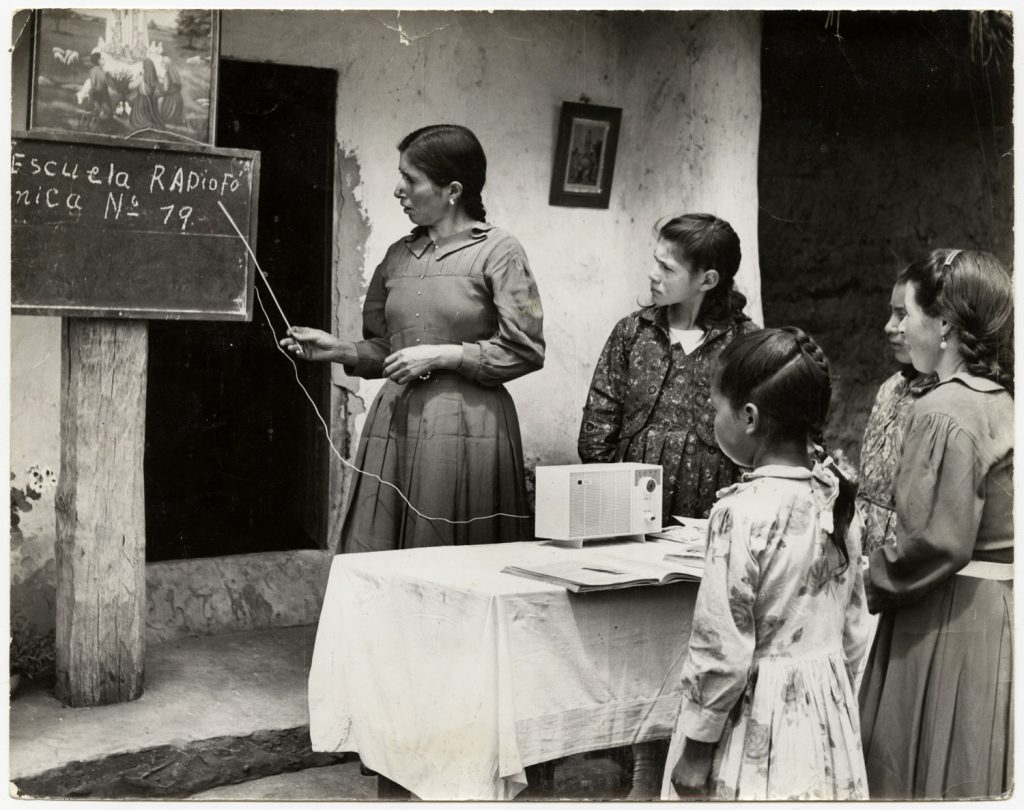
(11, 131, 261, 321)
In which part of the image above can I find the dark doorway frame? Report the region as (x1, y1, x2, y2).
(144, 59, 338, 561)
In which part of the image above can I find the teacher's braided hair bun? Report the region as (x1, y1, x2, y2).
(901, 249, 1014, 396)
(716, 326, 853, 566)
(398, 124, 488, 222)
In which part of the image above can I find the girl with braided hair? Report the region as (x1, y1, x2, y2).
(663, 327, 869, 800)
(859, 249, 1013, 800)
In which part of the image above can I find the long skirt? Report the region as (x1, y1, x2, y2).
(661, 651, 868, 800)
(129, 91, 163, 130)
(159, 89, 184, 125)
(340, 374, 531, 553)
(859, 575, 1013, 800)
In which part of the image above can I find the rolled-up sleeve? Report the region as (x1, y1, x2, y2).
(459, 250, 545, 386)
(866, 410, 982, 613)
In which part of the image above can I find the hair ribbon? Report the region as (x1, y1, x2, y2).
(943, 249, 962, 268)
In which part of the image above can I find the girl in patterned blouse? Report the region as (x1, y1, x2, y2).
(663, 327, 868, 800)
(578, 213, 759, 519)
(578, 213, 758, 798)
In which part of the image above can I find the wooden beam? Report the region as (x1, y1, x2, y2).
(55, 318, 147, 706)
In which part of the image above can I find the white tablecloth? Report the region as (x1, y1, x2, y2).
(308, 539, 697, 800)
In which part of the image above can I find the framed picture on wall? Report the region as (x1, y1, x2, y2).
(549, 101, 622, 209)
(30, 9, 220, 144)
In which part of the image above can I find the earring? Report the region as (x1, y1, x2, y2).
(939, 337, 948, 350)
(448, 199, 455, 206)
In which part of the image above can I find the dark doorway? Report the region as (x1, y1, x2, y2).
(145, 59, 337, 561)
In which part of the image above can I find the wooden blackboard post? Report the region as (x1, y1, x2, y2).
(55, 319, 148, 706)
(12, 131, 261, 706)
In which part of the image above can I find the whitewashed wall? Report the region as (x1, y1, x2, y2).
(222, 9, 762, 467)
(9, 10, 762, 628)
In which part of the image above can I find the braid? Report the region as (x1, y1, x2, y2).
(782, 327, 833, 437)
(959, 324, 1015, 395)
(788, 329, 853, 571)
(700, 279, 749, 326)
(815, 437, 855, 574)
(462, 192, 487, 222)
(716, 326, 854, 571)
(789, 328, 830, 376)
(900, 249, 1014, 397)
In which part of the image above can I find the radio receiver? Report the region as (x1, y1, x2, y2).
(534, 463, 662, 543)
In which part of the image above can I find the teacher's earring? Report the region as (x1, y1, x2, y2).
(939, 336, 948, 350)
(448, 198, 455, 206)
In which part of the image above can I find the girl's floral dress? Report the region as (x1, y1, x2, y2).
(661, 463, 870, 800)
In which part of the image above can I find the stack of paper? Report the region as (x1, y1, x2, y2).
(647, 517, 708, 559)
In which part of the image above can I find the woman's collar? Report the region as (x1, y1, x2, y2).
(743, 461, 838, 488)
(937, 370, 1005, 393)
(640, 306, 734, 342)
(404, 223, 494, 259)
(743, 464, 814, 481)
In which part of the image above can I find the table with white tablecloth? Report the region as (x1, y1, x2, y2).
(307, 539, 698, 800)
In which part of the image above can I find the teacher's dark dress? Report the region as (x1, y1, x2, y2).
(340, 224, 544, 552)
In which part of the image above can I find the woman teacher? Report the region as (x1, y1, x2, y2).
(282, 124, 545, 552)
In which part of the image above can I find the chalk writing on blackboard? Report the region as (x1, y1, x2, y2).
(12, 151, 250, 229)
(11, 131, 261, 321)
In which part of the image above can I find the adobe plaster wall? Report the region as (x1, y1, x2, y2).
(757, 11, 1013, 466)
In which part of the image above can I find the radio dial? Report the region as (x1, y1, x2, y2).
(639, 476, 658, 495)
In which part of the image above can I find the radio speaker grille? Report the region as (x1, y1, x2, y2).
(568, 470, 632, 537)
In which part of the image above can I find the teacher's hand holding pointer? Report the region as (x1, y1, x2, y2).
(281, 329, 464, 386)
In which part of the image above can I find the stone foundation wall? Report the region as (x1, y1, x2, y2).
(146, 550, 332, 643)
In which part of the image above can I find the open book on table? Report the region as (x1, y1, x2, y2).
(501, 550, 704, 593)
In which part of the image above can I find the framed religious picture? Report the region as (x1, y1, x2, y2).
(30, 9, 220, 144)
(549, 101, 622, 209)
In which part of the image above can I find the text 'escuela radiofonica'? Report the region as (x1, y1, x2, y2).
(11, 151, 248, 231)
